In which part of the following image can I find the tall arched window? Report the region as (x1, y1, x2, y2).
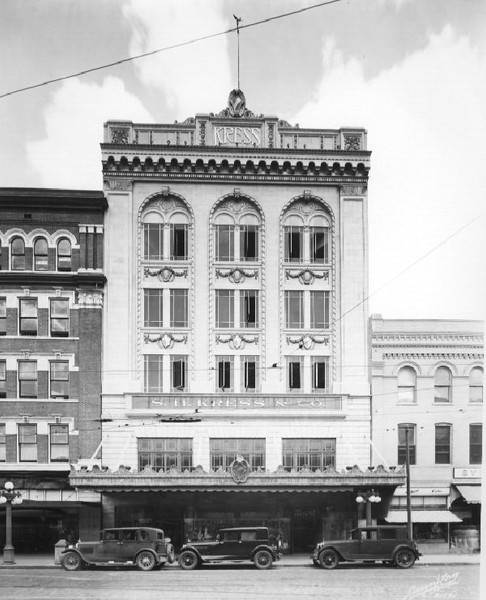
(143, 212, 164, 260)
(397, 367, 417, 404)
(469, 367, 483, 403)
(434, 367, 452, 403)
(34, 238, 48, 271)
(11, 237, 25, 270)
(309, 215, 330, 264)
(57, 239, 72, 271)
(169, 212, 189, 261)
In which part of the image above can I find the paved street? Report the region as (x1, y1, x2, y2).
(0, 564, 479, 600)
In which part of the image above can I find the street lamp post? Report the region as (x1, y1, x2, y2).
(405, 426, 413, 541)
(0, 481, 23, 565)
(355, 490, 381, 526)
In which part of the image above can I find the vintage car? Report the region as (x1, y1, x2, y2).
(60, 527, 175, 571)
(178, 526, 282, 570)
(311, 526, 421, 569)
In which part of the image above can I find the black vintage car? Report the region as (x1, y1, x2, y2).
(311, 526, 421, 569)
(178, 527, 282, 570)
(60, 527, 175, 571)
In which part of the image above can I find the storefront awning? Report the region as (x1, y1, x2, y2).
(385, 511, 462, 523)
(455, 485, 482, 504)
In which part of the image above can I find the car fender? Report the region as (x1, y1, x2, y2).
(61, 548, 90, 566)
(250, 544, 278, 560)
(179, 545, 205, 562)
(393, 543, 420, 559)
(134, 547, 159, 563)
(317, 545, 345, 561)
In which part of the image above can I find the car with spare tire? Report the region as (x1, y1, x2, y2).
(60, 527, 175, 571)
(178, 526, 282, 570)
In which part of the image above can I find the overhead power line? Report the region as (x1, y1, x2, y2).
(0, 0, 344, 100)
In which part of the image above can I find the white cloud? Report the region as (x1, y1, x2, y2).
(26, 77, 153, 189)
(123, 0, 232, 117)
(294, 26, 486, 319)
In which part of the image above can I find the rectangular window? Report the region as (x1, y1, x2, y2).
(144, 355, 163, 393)
(210, 438, 265, 471)
(19, 298, 38, 335)
(0, 360, 6, 398)
(138, 438, 193, 472)
(217, 356, 233, 392)
(284, 226, 303, 262)
(285, 291, 303, 328)
(470, 424, 482, 465)
(19, 424, 37, 462)
(435, 425, 451, 464)
(240, 290, 259, 328)
(0, 424, 5, 462)
(398, 424, 416, 465)
(288, 358, 302, 391)
(144, 289, 164, 327)
(242, 356, 258, 391)
(144, 223, 164, 260)
(282, 438, 336, 471)
(50, 299, 69, 337)
(171, 356, 187, 392)
(19, 361, 37, 398)
(215, 290, 234, 328)
(312, 357, 328, 391)
(0, 298, 6, 335)
(310, 227, 329, 264)
(310, 291, 330, 329)
(215, 225, 234, 261)
(50, 424, 69, 462)
(170, 289, 188, 327)
(50, 361, 69, 399)
(170, 224, 188, 260)
(240, 225, 259, 261)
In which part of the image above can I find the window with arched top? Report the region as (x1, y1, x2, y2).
(397, 366, 417, 404)
(34, 238, 49, 271)
(169, 212, 189, 261)
(282, 205, 331, 264)
(309, 215, 330, 264)
(283, 215, 304, 263)
(469, 367, 483, 403)
(11, 237, 25, 270)
(212, 201, 261, 263)
(143, 212, 164, 260)
(434, 367, 452, 403)
(57, 239, 72, 271)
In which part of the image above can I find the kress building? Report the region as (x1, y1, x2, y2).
(71, 90, 404, 552)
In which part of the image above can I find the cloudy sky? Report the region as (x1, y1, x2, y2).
(1, 0, 485, 321)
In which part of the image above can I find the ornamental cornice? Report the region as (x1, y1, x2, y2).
(373, 333, 483, 344)
(382, 352, 483, 360)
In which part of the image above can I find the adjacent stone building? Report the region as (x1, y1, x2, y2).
(0, 187, 106, 550)
(70, 90, 404, 552)
(370, 316, 483, 548)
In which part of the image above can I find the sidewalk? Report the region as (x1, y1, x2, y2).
(0, 551, 481, 569)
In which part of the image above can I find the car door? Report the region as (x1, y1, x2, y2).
(116, 529, 139, 561)
(341, 529, 361, 559)
(240, 530, 258, 559)
(218, 530, 242, 558)
(97, 530, 121, 562)
(358, 529, 382, 559)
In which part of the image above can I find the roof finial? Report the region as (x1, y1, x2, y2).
(233, 14, 242, 90)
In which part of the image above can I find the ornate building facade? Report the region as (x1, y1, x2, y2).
(370, 316, 483, 547)
(0, 187, 106, 551)
(70, 90, 404, 551)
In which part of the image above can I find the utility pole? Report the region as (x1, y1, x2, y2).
(405, 426, 412, 541)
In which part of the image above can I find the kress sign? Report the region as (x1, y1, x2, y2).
(213, 125, 262, 147)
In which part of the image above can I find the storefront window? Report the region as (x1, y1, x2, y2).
(138, 438, 192, 472)
(282, 438, 336, 471)
(210, 438, 265, 471)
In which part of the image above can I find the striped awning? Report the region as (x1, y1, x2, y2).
(385, 510, 462, 523)
(455, 485, 482, 504)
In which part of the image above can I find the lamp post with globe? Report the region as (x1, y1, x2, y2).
(0, 481, 23, 564)
(355, 489, 381, 526)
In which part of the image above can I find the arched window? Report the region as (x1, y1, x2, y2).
(57, 239, 72, 271)
(309, 215, 330, 264)
(143, 212, 164, 260)
(283, 215, 304, 263)
(11, 237, 25, 270)
(469, 367, 483, 403)
(397, 367, 417, 404)
(34, 238, 48, 271)
(169, 212, 189, 261)
(434, 367, 452, 403)
(214, 213, 235, 262)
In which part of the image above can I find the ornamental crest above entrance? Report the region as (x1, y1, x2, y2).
(229, 454, 251, 483)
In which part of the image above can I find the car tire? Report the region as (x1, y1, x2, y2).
(61, 551, 83, 571)
(179, 550, 199, 570)
(254, 549, 273, 570)
(136, 551, 157, 571)
(319, 549, 339, 570)
(167, 544, 176, 564)
(394, 548, 416, 569)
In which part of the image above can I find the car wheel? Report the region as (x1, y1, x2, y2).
(61, 551, 83, 571)
(167, 544, 175, 564)
(179, 550, 199, 570)
(254, 549, 273, 570)
(319, 549, 339, 570)
(136, 551, 156, 571)
(394, 549, 416, 569)
(312, 558, 320, 566)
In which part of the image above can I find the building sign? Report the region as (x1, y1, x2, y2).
(213, 126, 262, 147)
(131, 395, 342, 411)
(394, 487, 449, 496)
(453, 468, 482, 479)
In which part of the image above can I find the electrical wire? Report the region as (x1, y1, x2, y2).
(0, 0, 344, 100)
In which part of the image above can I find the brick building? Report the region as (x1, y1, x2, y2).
(0, 187, 106, 550)
(70, 90, 404, 552)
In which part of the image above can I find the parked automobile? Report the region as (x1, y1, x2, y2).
(311, 525, 421, 569)
(178, 526, 282, 570)
(60, 527, 175, 571)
